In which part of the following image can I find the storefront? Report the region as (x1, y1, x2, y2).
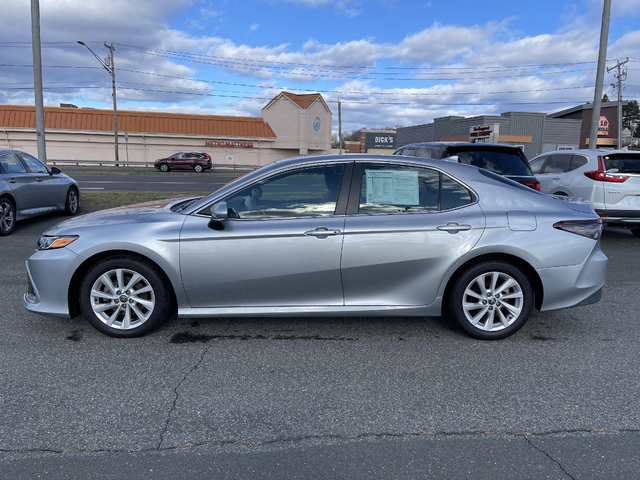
(0, 91, 332, 166)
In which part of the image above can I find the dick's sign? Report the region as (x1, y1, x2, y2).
(364, 132, 396, 151)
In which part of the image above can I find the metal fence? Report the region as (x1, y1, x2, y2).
(48, 159, 261, 171)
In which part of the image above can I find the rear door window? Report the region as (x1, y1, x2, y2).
(603, 154, 640, 174)
(400, 148, 417, 156)
(415, 146, 440, 159)
(529, 156, 547, 174)
(357, 163, 473, 214)
(446, 148, 533, 176)
(543, 154, 572, 174)
(569, 155, 588, 171)
(0, 153, 28, 174)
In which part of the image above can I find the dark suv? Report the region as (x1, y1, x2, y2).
(154, 152, 212, 173)
(394, 142, 539, 190)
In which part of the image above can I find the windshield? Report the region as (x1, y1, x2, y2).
(603, 154, 640, 174)
(447, 147, 533, 176)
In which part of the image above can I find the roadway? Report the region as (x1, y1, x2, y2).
(1, 209, 639, 478)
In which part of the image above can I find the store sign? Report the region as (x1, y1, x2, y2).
(598, 116, 609, 137)
(204, 140, 253, 148)
(470, 124, 500, 143)
(364, 132, 396, 150)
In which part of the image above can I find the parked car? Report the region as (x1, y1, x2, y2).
(0, 149, 79, 235)
(154, 152, 212, 173)
(24, 154, 606, 340)
(394, 142, 540, 190)
(530, 149, 640, 237)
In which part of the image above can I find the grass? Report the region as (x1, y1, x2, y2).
(80, 190, 209, 211)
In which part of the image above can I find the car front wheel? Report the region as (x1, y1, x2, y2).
(65, 187, 79, 215)
(79, 256, 171, 337)
(449, 261, 533, 340)
(0, 197, 16, 236)
(159, 163, 170, 172)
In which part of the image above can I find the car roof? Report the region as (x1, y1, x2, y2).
(532, 149, 638, 159)
(399, 142, 522, 150)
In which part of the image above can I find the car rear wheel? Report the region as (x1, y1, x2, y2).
(0, 197, 16, 236)
(79, 256, 171, 338)
(449, 261, 533, 340)
(64, 187, 79, 215)
(159, 163, 170, 172)
(194, 164, 204, 173)
(631, 227, 640, 238)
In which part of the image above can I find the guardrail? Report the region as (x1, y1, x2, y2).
(48, 159, 261, 171)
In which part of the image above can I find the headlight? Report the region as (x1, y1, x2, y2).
(38, 235, 78, 250)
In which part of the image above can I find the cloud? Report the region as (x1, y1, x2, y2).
(250, 23, 260, 31)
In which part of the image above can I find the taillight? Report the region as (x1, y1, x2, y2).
(553, 219, 603, 240)
(523, 181, 540, 191)
(584, 156, 629, 182)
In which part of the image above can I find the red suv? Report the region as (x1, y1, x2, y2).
(154, 152, 212, 173)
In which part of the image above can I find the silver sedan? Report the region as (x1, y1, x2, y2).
(23, 154, 607, 339)
(0, 149, 79, 235)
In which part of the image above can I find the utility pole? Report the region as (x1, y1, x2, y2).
(338, 99, 343, 154)
(105, 43, 119, 166)
(77, 41, 119, 165)
(589, 0, 611, 150)
(608, 58, 629, 149)
(30, 0, 47, 163)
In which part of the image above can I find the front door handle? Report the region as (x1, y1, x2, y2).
(552, 177, 561, 180)
(436, 222, 472, 233)
(36, 178, 43, 182)
(304, 227, 342, 237)
(8, 179, 16, 184)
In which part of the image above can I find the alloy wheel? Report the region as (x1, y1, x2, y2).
(0, 200, 15, 233)
(194, 164, 203, 173)
(89, 268, 155, 330)
(160, 164, 168, 172)
(461, 271, 524, 332)
(68, 189, 78, 213)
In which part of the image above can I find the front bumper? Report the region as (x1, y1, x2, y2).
(22, 247, 82, 318)
(537, 240, 608, 312)
(595, 209, 640, 227)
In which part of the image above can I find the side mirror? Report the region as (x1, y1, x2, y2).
(443, 155, 459, 163)
(208, 201, 228, 230)
(50, 167, 61, 175)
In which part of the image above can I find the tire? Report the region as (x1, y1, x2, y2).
(0, 197, 16, 236)
(64, 187, 79, 215)
(448, 260, 534, 340)
(631, 228, 640, 238)
(159, 163, 170, 172)
(194, 164, 204, 173)
(79, 255, 172, 338)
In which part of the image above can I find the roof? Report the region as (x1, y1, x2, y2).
(262, 91, 331, 112)
(549, 101, 628, 118)
(0, 105, 277, 138)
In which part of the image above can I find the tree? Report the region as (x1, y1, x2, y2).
(623, 100, 640, 130)
(602, 93, 610, 103)
(343, 129, 363, 142)
(634, 124, 640, 138)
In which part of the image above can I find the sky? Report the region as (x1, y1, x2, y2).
(1, 0, 639, 134)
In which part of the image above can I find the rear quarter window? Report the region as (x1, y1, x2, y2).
(448, 148, 533, 176)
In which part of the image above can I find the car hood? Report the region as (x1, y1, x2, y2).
(44, 197, 194, 234)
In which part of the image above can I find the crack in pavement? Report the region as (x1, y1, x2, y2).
(2, 428, 638, 456)
(523, 435, 576, 480)
(156, 319, 234, 450)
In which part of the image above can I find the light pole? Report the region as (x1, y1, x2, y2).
(30, 0, 47, 163)
(588, 0, 611, 149)
(77, 41, 119, 165)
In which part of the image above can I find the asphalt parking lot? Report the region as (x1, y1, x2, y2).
(1, 203, 640, 478)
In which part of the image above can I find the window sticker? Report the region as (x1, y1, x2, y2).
(365, 169, 419, 205)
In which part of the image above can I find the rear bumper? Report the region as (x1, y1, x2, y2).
(537, 241, 607, 312)
(595, 209, 640, 227)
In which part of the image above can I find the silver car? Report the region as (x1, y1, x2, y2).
(530, 149, 640, 237)
(1, 149, 79, 235)
(23, 154, 607, 340)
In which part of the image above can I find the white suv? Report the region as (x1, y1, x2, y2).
(530, 149, 640, 237)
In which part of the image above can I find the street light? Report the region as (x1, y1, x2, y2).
(77, 41, 119, 165)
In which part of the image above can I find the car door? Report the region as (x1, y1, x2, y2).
(169, 153, 186, 169)
(341, 162, 485, 307)
(18, 152, 66, 209)
(179, 162, 353, 308)
(0, 153, 40, 212)
(537, 154, 572, 194)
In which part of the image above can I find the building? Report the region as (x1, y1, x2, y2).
(0, 91, 332, 166)
(396, 111, 582, 160)
(548, 101, 628, 149)
(330, 129, 397, 155)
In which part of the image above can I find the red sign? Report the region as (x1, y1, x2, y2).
(204, 140, 253, 148)
(598, 116, 609, 137)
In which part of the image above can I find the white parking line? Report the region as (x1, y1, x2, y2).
(80, 187, 105, 190)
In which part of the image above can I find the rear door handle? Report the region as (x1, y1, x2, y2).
(552, 177, 561, 180)
(36, 178, 43, 182)
(437, 222, 472, 233)
(304, 227, 342, 237)
(8, 179, 16, 184)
